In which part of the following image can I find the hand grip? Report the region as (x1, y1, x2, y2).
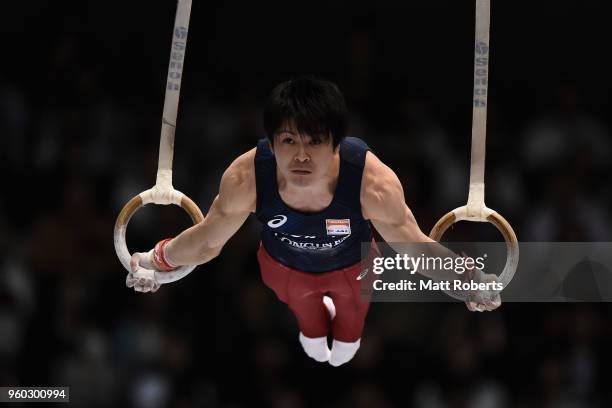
(114, 191, 204, 284)
(429, 205, 519, 290)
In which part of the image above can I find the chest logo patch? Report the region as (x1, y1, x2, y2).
(267, 215, 287, 228)
(326, 219, 351, 235)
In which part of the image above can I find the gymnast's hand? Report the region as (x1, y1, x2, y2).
(127, 249, 161, 293)
(465, 268, 502, 312)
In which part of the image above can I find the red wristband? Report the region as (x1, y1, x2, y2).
(153, 238, 178, 271)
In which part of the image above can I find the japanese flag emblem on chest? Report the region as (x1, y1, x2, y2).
(326, 219, 351, 235)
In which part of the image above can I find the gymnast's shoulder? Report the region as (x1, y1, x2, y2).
(218, 148, 257, 213)
(360, 151, 406, 220)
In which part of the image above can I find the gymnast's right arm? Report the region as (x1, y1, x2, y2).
(130, 148, 256, 273)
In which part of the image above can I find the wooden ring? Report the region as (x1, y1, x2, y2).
(114, 192, 204, 284)
(429, 206, 519, 290)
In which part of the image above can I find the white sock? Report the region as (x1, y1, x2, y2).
(329, 338, 361, 367)
(299, 332, 331, 362)
(322, 296, 336, 320)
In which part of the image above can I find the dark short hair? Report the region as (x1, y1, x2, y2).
(263, 75, 347, 149)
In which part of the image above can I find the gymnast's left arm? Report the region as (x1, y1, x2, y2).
(360, 152, 500, 311)
(360, 151, 432, 245)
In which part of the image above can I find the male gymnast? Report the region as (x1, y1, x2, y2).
(129, 76, 500, 366)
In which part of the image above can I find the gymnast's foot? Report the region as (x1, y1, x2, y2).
(299, 332, 331, 362)
(329, 338, 361, 367)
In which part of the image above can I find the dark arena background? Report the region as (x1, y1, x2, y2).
(2, 0, 612, 407)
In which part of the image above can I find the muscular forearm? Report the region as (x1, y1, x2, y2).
(376, 224, 486, 293)
(387, 234, 486, 301)
(416, 237, 478, 281)
(164, 223, 222, 266)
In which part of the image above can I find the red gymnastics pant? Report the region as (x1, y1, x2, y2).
(257, 243, 379, 343)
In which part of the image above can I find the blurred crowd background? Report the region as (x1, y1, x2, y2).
(2, 0, 612, 407)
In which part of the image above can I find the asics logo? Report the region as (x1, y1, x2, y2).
(356, 268, 369, 281)
(267, 215, 287, 228)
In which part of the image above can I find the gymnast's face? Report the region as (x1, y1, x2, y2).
(272, 123, 338, 188)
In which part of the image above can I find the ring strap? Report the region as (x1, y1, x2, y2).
(157, 0, 193, 188)
(467, 0, 491, 218)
